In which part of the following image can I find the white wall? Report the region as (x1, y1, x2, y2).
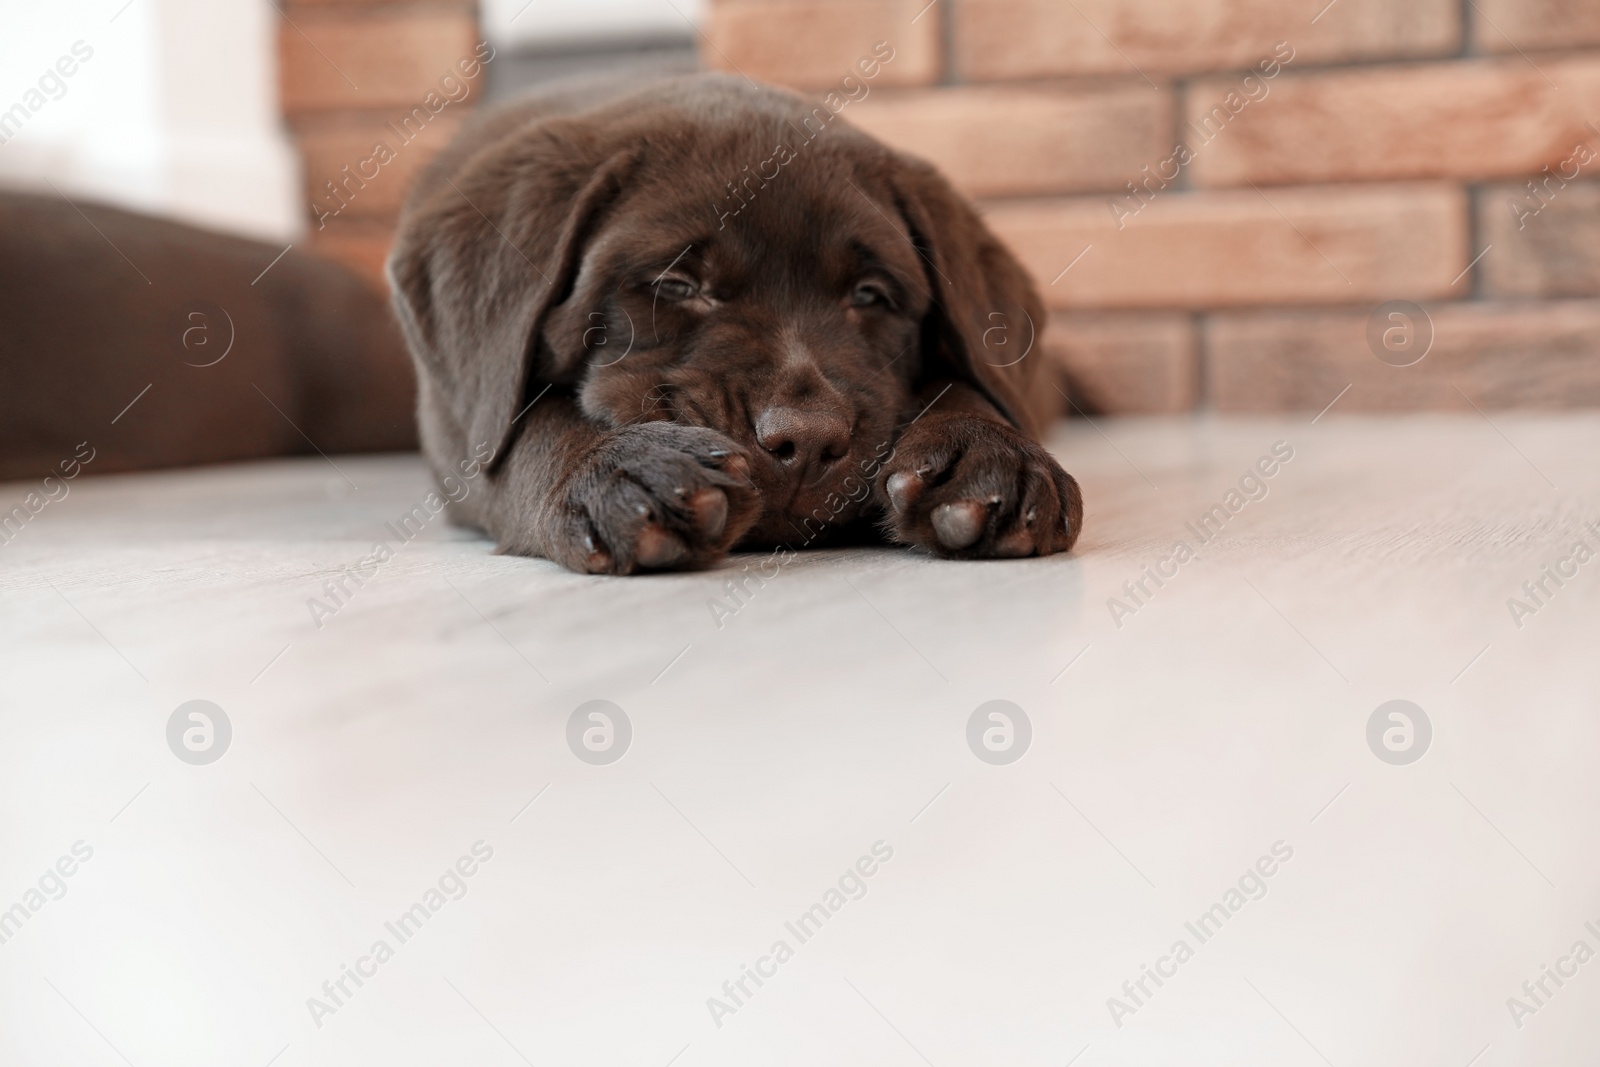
(0, 0, 299, 241)
(482, 0, 704, 48)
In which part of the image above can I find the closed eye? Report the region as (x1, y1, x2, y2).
(850, 279, 893, 309)
(654, 275, 698, 301)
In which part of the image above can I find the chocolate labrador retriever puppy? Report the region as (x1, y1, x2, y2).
(390, 73, 1081, 574)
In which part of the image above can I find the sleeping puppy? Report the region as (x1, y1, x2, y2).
(389, 73, 1082, 574)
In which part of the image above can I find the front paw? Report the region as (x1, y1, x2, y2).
(551, 423, 761, 574)
(878, 413, 1082, 559)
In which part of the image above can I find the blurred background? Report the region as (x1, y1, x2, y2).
(5, 0, 1599, 418)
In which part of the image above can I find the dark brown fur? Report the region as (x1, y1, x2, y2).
(389, 73, 1082, 573)
(0, 191, 415, 482)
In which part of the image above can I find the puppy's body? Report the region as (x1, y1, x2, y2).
(391, 74, 1081, 573)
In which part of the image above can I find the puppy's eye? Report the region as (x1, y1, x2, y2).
(655, 276, 698, 301)
(850, 280, 891, 308)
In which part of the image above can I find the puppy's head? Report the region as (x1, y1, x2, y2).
(542, 117, 937, 543)
(391, 75, 1043, 545)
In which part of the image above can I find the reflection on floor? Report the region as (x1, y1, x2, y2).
(3, 415, 1598, 1066)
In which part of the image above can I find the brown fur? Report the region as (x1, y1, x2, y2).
(0, 191, 415, 481)
(389, 73, 1081, 573)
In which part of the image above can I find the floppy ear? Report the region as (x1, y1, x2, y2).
(887, 154, 1049, 437)
(387, 135, 637, 469)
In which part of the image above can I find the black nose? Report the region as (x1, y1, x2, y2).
(754, 406, 851, 474)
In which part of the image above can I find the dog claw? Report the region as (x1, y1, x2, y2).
(579, 532, 613, 573)
(709, 449, 751, 481)
(931, 501, 987, 549)
(886, 471, 923, 512)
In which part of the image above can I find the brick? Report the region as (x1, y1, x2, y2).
(1473, 0, 1600, 52)
(953, 0, 1458, 81)
(295, 112, 464, 223)
(1479, 180, 1600, 298)
(1186, 58, 1600, 187)
(278, 8, 478, 113)
(983, 183, 1467, 311)
(702, 0, 940, 89)
(1046, 313, 1197, 413)
(1207, 302, 1600, 411)
(310, 219, 395, 291)
(844, 84, 1172, 198)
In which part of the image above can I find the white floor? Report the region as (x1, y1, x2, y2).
(2, 415, 1598, 1067)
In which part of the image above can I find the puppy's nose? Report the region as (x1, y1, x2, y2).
(754, 406, 850, 473)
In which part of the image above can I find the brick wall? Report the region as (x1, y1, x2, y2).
(704, 0, 1600, 412)
(277, 0, 483, 289)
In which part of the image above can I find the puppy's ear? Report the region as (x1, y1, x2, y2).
(887, 154, 1047, 437)
(388, 140, 636, 468)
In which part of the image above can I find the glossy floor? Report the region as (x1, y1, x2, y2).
(3, 414, 1598, 1066)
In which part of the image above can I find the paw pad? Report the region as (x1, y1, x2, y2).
(931, 501, 987, 550)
